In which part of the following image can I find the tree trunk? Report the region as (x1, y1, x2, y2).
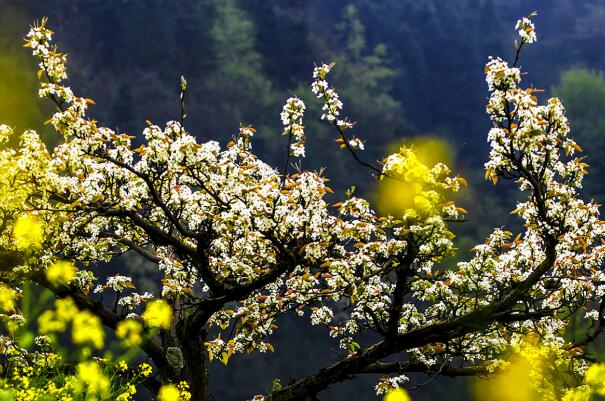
(181, 330, 209, 401)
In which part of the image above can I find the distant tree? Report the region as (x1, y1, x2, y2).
(200, 0, 276, 138)
(333, 4, 404, 135)
(2, 13, 605, 401)
(242, 0, 315, 88)
(293, 3, 405, 193)
(554, 68, 605, 200)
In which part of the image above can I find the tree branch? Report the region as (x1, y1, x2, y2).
(360, 361, 488, 377)
(272, 236, 557, 401)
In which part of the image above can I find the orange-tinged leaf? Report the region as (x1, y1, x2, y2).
(484, 167, 493, 181)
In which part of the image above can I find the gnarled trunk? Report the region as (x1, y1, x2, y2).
(180, 330, 209, 401)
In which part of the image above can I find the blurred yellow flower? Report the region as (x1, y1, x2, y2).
(142, 299, 172, 329)
(384, 388, 411, 401)
(54, 297, 79, 323)
(474, 357, 536, 401)
(46, 260, 76, 286)
(583, 363, 605, 396)
(12, 214, 43, 249)
(76, 361, 110, 397)
(72, 310, 104, 349)
(158, 384, 181, 401)
(473, 337, 578, 401)
(563, 386, 591, 401)
(38, 297, 78, 334)
(116, 319, 143, 347)
(0, 284, 15, 312)
(377, 138, 458, 220)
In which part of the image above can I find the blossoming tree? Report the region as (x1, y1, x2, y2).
(0, 13, 604, 401)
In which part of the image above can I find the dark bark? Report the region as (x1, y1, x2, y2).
(180, 329, 209, 401)
(0, 249, 25, 272)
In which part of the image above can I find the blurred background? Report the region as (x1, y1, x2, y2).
(1, 0, 605, 399)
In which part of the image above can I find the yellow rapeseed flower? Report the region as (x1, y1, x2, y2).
(584, 363, 605, 396)
(473, 337, 575, 401)
(116, 319, 143, 347)
(116, 383, 137, 401)
(54, 297, 78, 323)
(116, 360, 128, 372)
(13, 214, 43, 249)
(142, 299, 172, 329)
(0, 284, 15, 311)
(178, 382, 191, 401)
(562, 386, 591, 401)
(377, 139, 457, 220)
(76, 361, 110, 397)
(158, 384, 180, 401)
(38, 297, 78, 334)
(384, 388, 412, 401)
(46, 260, 76, 286)
(72, 310, 104, 349)
(139, 363, 153, 378)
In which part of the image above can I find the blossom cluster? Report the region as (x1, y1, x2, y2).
(515, 16, 537, 44)
(413, 15, 605, 385)
(311, 63, 365, 152)
(24, 18, 68, 83)
(311, 63, 340, 122)
(280, 97, 306, 157)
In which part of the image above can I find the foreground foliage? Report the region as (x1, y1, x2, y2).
(0, 12, 604, 401)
